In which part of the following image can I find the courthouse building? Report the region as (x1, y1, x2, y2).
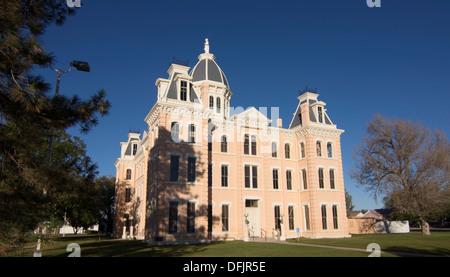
(113, 39, 350, 243)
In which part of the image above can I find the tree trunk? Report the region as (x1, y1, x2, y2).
(420, 220, 430, 235)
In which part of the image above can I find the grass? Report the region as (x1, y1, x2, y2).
(288, 231, 450, 257)
(19, 230, 450, 258)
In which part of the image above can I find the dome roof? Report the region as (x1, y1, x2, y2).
(190, 39, 229, 88)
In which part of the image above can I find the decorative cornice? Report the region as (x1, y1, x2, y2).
(295, 126, 344, 138)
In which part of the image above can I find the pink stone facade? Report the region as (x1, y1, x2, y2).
(113, 41, 350, 243)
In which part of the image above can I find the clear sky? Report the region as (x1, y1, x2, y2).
(34, 0, 450, 211)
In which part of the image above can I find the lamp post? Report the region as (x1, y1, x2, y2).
(47, 61, 90, 164)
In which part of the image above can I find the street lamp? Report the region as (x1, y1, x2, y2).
(47, 60, 90, 164)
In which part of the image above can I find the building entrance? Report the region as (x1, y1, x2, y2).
(245, 200, 260, 237)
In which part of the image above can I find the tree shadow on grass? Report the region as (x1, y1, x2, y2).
(382, 245, 450, 257)
(54, 238, 226, 257)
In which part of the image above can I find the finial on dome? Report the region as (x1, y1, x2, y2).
(204, 38, 210, 54)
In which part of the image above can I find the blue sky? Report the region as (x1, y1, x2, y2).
(35, 0, 450, 211)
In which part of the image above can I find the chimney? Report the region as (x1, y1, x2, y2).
(277, 118, 283, 128)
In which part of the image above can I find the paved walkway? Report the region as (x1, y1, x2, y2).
(250, 238, 448, 257)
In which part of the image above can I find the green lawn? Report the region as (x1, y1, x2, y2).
(288, 231, 450, 257)
(21, 231, 450, 257)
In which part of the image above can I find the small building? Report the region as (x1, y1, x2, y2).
(348, 209, 409, 234)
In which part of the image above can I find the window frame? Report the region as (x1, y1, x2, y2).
(286, 170, 293, 190)
(180, 80, 188, 101)
(187, 156, 196, 182)
(168, 201, 179, 234)
(187, 202, 196, 233)
(171, 122, 180, 143)
(221, 164, 229, 187)
(244, 165, 258, 189)
(170, 155, 180, 182)
(318, 168, 324, 189)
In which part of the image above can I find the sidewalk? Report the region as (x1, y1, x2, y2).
(250, 238, 448, 257)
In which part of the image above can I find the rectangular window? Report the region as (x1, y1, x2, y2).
(221, 165, 228, 187)
(251, 135, 257, 156)
(188, 124, 196, 143)
(187, 157, 196, 182)
(252, 166, 258, 188)
(171, 122, 180, 142)
(222, 204, 229, 232)
(272, 142, 277, 158)
(274, 206, 281, 230)
(244, 165, 250, 188)
(321, 205, 327, 230)
(285, 144, 291, 159)
(286, 170, 292, 190)
(304, 205, 310, 231)
(221, 136, 228, 153)
(170, 156, 179, 182)
(180, 81, 187, 101)
(126, 169, 132, 180)
(169, 202, 178, 234)
(300, 142, 305, 158)
(318, 107, 323, 123)
(132, 144, 138, 155)
(272, 169, 279, 189)
(125, 187, 131, 203)
(244, 135, 249, 155)
(332, 205, 339, 230)
(329, 169, 335, 189)
(302, 169, 308, 190)
(187, 202, 195, 233)
(316, 141, 322, 157)
(244, 165, 258, 188)
(288, 206, 295, 230)
(319, 168, 324, 189)
(327, 142, 333, 158)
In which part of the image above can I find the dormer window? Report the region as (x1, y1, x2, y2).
(180, 81, 188, 101)
(132, 143, 138, 155)
(318, 107, 323, 123)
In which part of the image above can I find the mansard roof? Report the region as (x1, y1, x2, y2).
(190, 39, 229, 89)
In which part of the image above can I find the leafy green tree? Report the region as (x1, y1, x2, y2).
(95, 176, 116, 234)
(345, 189, 355, 217)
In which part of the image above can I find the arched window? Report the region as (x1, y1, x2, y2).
(221, 136, 228, 153)
(171, 122, 180, 142)
(126, 169, 132, 180)
(216, 97, 221, 113)
(327, 142, 333, 158)
(271, 142, 277, 158)
(285, 143, 291, 159)
(316, 141, 322, 157)
(209, 96, 214, 109)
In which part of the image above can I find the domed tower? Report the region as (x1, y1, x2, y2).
(190, 39, 232, 118)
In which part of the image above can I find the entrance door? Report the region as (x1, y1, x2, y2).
(245, 200, 260, 237)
